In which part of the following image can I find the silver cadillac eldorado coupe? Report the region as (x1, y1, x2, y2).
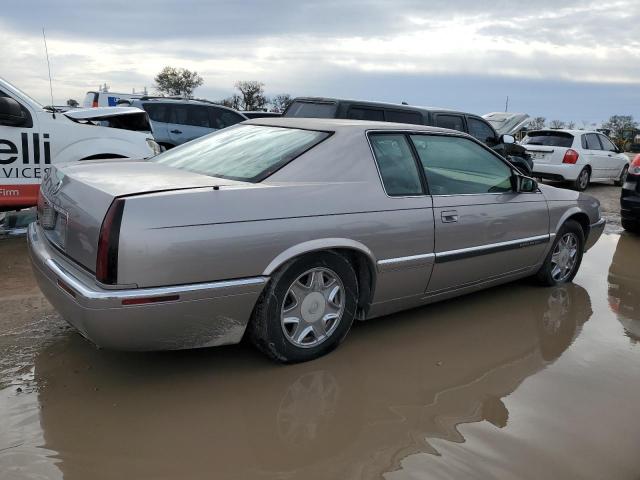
(28, 118, 605, 362)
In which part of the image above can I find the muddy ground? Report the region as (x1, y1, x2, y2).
(1, 183, 639, 479)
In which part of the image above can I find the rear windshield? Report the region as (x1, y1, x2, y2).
(151, 124, 330, 182)
(285, 101, 337, 118)
(522, 131, 574, 148)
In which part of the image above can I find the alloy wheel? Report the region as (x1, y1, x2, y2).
(280, 267, 345, 348)
(550, 233, 579, 282)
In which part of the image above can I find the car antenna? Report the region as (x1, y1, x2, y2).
(42, 27, 56, 119)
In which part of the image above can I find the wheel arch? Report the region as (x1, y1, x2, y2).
(555, 207, 591, 240)
(262, 239, 377, 318)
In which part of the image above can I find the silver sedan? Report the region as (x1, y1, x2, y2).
(29, 118, 605, 362)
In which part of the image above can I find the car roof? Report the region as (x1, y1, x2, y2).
(290, 96, 475, 116)
(130, 98, 247, 116)
(244, 116, 464, 134)
(528, 129, 600, 135)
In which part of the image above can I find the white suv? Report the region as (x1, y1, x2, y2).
(522, 129, 629, 191)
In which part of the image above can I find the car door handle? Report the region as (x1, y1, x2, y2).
(170, 129, 182, 134)
(441, 210, 458, 223)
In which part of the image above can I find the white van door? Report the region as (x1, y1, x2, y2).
(0, 88, 47, 209)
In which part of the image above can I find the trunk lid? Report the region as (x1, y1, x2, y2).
(38, 159, 246, 273)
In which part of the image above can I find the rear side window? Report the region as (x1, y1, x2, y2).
(522, 131, 574, 148)
(410, 135, 512, 195)
(435, 114, 465, 132)
(285, 101, 337, 118)
(347, 107, 384, 121)
(583, 133, 602, 150)
(386, 110, 422, 125)
(143, 103, 168, 122)
(369, 134, 423, 196)
(209, 107, 244, 129)
(467, 117, 496, 144)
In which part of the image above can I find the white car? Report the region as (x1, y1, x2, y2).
(522, 129, 629, 191)
(0, 77, 160, 210)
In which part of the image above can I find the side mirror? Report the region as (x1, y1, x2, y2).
(500, 134, 515, 145)
(0, 97, 26, 126)
(515, 175, 538, 193)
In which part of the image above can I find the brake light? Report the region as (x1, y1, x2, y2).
(96, 198, 125, 284)
(92, 100, 98, 108)
(563, 149, 579, 164)
(630, 154, 640, 175)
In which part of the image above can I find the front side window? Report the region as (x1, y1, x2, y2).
(435, 114, 465, 133)
(369, 134, 423, 196)
(410, 135, 513, 195)
(210, 108, 245, 129)
(467, 117, 496, 144)
(152, 124, 330, 182)
(347, 107, 384, 121)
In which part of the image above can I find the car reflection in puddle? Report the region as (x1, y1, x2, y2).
(32, 282, 591, 479)
(608, 233, 640, 342)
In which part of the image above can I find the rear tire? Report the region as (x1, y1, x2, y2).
(572, 167, 590, 191)
(248, 251, 358, 363)
(535, 220, 584, 286)
(614, 164, 629, 187)
(622, 218, 640, 233)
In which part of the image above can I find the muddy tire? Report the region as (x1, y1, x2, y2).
(535, 220, 585, 286)
(614, 164, 629, 187)
(622, 218, 640, 234)
(572, 167, 590, 191)
(248, 251, 358, 363)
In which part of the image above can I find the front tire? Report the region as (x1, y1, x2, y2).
(248, 251, 358, 363)
(536, 220, 585, 286)
(614, 164, 629, 187)
(572, 167, 590, 191)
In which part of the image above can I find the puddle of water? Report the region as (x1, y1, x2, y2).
(1, 234, 640, 479)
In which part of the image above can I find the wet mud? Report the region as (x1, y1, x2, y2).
(1, 234, 640, 479)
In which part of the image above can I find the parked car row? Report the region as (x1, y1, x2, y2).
(29, 117, 605, 362)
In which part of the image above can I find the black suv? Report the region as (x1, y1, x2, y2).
(622, 154, 640, 233)
(283, 97, 533, 174)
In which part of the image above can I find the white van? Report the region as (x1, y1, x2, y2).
(0, 78, 160, 210)
(82, 90, 144, 108)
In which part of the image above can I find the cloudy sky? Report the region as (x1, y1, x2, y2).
(1, 0, 638, 123)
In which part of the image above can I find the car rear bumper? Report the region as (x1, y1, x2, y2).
(532, 163, 581, 181)
(585, 218, 605, 251)
(621, 183, 640, 221)
(28, 223, 267, 351)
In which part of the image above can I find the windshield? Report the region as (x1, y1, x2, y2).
(522, 131, 574, 148)
(284, 101, 338, 118)
(0, 78, 44, 108)
(151, 124, 330, 182)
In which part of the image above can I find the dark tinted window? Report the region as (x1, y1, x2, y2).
(411, 135, 512, 195)
(467, 117, 496, 144)
(143, 103, 168, 122)
(435, 114, 465, 132)
(598, 134, 617, 152)
(385, 110, 422, 125)
(369, 134, 423, 196)
(153, 125, 329, 182)
(522, 131, 574, 148)
(209, 107, 244, 129)
(168, 105, 210, 127)
(285, 101, 338, 118)
(347, 107, 384, 121)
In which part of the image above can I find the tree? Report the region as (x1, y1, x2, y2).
(549, 120, 566, 129)
(529, 117, 546, 129)
(566, 121, 576, 129)
(154, 66, 204, 97)
(602, 115, 637, 140)
(234, 80, 268, 111)
(66, 99, 78, 108)
(270, 94, 293, 113)
(219, 94, 242, 110)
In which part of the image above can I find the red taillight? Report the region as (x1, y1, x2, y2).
(563, 149, 579, 164)
(92, 100, 98, 108)
(122, 295, 179, 306)
(96, 198, 125, 284)
(630, 154, 640, 175)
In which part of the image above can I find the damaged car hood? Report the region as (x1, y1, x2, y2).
(64, 107, 151, 132)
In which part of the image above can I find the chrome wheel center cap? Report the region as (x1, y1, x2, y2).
(301, 292, 326, 323)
